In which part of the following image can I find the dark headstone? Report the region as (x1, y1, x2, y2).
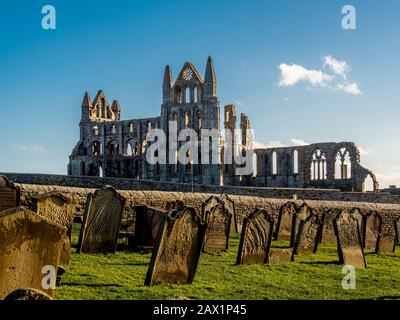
(293, 210, 323, 255)
(333, 209, 366, 269)
(220, 194, 237, 234)
(202, 196, 232, 252)
(0, 175, 20, 212)
(132, 206, 166, 248)
(77, 186, 126, 254)
(145, 206, 206, 286)
(0, 207, 66, 299)
(363, 212, 382, 250)
(274, 202, 296, 242)
(236, 209, 275, 265)
(320, 209, 338, 243)
(4, 288, 53, 300)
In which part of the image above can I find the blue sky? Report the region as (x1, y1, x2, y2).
(0, 0, 399, 187)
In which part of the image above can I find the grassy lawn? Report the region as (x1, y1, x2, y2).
(55, 223, 400, 300)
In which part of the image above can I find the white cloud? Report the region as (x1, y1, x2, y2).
(291, 138, 308, 146)
(254, 141, 286, 149)
(375, 171, 400, 188)
(278, 55, 362, 95)
(13, 144, 46, 153)
(234, 100, 245, 106)
(336, 82, 362, 95)
(358, 146, 372, 156)
(278, 63, 333, 87)
(323, 55, 349, 78)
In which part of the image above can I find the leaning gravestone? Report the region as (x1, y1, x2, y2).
(145, 206, 206, 286)
(376, 217, 397, 253)
(274, 202, 296, 242)
(132, 206, 166, 248)
(236, 209, 275, 265)
(202, 196, 232, 252)
(29, 192, 75, 240)
(291, 203, 313, 247)
(363, 212, 382, 250)
(220, 194, 238, 234)
(0, 175, 20, 212)
(320, 209, 339, 243)
(293, 211, 323, 255)
(0, 207, 66, 299)
(333, 209, 366, 269)
(77, 186, 126, 254)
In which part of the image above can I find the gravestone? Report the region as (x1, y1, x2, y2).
(351, 209, 364, 235)
(376, 217, 397, 253)
(145, 206, 207, 286)
(29, 192, 75, 240)
(291, 203, 313, 247)
(4, 288, 53, 300)
(220, 194, 237, 234)
(0, 175, 20, 212)
(165, 200, 184, 212)
(320, 209, 338, 243)
(396, 217, 400, 246)
(0, 207, 66, 299)
(363, 212, 382, 250)
(293, 211, 323, 255)
(333, 209, 366, 269)
(132, 206, 166, 248)
(268, 248, 293, 265)
(201, 196, 232, 252)
(77, 186, 126, 254)
(236, 209, 275, 265)
(274, 202, 296, 242)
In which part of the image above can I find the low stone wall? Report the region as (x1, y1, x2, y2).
(15, 182, 400, 237)
(3, 172, 400, 204)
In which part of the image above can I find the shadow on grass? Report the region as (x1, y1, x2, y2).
(299, 260, 340, 265)
(61, 283, 124, 288)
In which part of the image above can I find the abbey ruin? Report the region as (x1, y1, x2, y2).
(68, 57, 378, 192)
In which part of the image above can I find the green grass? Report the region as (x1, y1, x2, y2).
(55, 223, 400, 300)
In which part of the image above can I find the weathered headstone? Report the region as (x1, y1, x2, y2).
(236, 209, 275, 265)
(29, 192, 75, 240)
(165, 200, 184, 212)
(132, 206, 166, 248)
(0, 175, 20, 212)
(396, 217, 400, 246)
(268, 248, 293, 265)
(376, 217, 397, 253)
(202, 196, 232, 252)
(320, 209, 339, 243)
(145, 206, 207, 286)
(351, 208, 364, 236)
(220, 194, 237, 234)
(333, 209, 366, 269)
(77, 186, 126, 254)
(274, 202, 296, 242)
(0, 207, 66, 299)
(4, 288, 53, 300)
(293, 210, 323, 255)
(291, 203, 313, 248)
(363, 212, 382, 250)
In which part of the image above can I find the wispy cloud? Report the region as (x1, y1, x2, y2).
(358, 146, 372, 156)
(254, 141, 286, 149)
(234, 100, 245, 106)
(278, 55, 362, 95)
(291, 138, 308, 146)
(13, 144, 46, 153)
